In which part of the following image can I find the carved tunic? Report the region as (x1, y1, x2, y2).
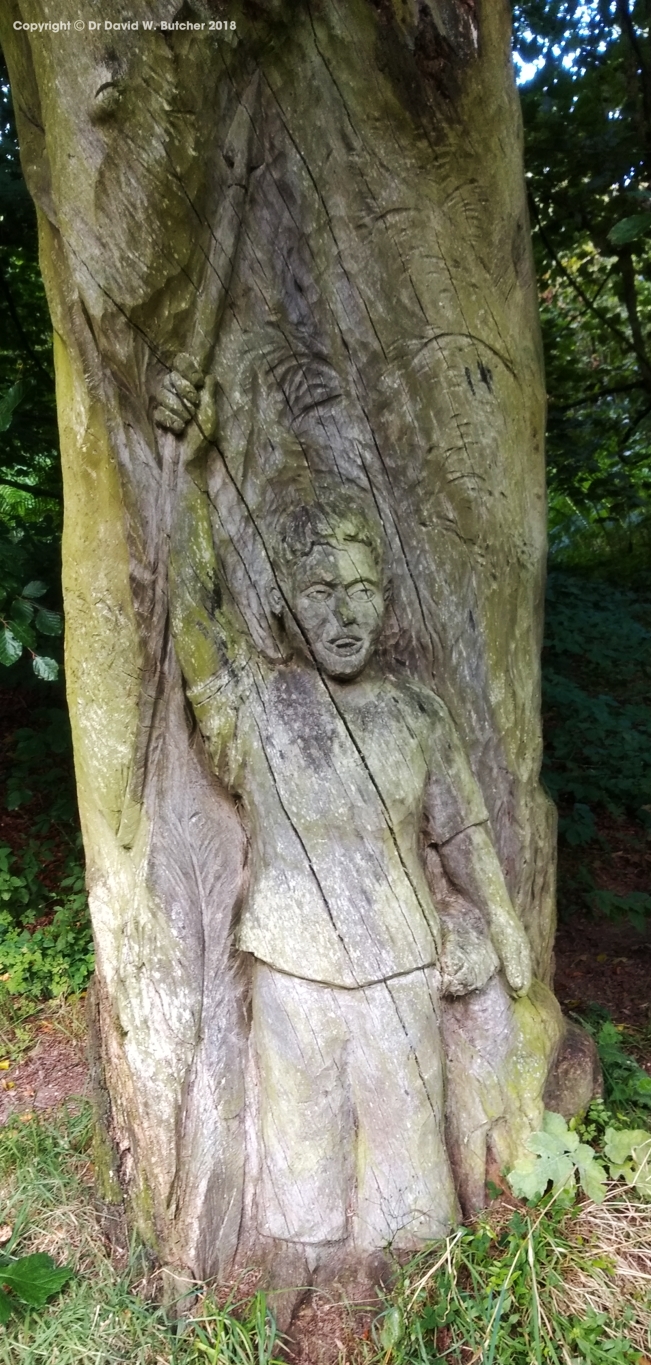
(189, 660, 488, 988)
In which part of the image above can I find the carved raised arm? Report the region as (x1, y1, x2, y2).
(169, 477, 249, 779)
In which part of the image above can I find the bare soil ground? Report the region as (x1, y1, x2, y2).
(555, 912, 651, 1041)
(0, 1024, 88, 1124)
(0, 998, 88, 1122)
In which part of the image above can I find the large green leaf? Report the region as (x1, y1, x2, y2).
(32, 654, 59, 681)
(607, 212, 651, 246)
(0, 1288, 12, 1325)
(574, 1144, 607, 1203)
(379, 1306, 404, 1350)
(542, 1110, 570, 1140)
(10, 598, 34, 626)
(604, 1127, 651, 1195)
(0, 626, 22, 666)
(21, 580, 48, 599)
(0, 382, 24, 434)
(508, 1148, 575, 1201)
(5, 616, 36, 650)
(508, 1111, 607, 1203)
(603, 1127, 651, 1166)
(35, 607, 62, 636)
(0, 1252, 73, 1306)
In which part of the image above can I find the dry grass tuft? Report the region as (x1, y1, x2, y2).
(551, 1186, 651, 1356)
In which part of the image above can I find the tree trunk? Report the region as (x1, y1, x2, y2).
(3, 0, 583, 1298)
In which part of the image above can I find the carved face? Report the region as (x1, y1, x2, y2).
(289, 541, 385, 679)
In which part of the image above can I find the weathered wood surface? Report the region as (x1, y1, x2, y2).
(2, 0, 576, 1292)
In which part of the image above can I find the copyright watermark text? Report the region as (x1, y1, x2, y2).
(13, 18, 237, 32)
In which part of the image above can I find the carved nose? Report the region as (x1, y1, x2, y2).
(335, 595, 355, 625)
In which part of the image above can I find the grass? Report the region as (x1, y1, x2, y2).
(0, 1097, 648, 1364)
(370, 1191, 651, 1365)
(0, 990, 86, 1069)
(0, 1101, 286, 1363)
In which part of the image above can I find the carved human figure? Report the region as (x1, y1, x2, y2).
(170, 464, 540, 1258)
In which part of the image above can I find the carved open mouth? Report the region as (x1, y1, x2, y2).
(329, 637, 363, 655)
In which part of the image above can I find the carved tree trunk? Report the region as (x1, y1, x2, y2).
(3, 0, 573, 1293)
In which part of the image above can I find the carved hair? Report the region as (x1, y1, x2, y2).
(271, 487, 385, 583)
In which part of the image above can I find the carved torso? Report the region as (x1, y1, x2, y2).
(191, 658, 487, 987)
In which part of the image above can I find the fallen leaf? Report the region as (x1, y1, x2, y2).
(1, 1081, 15, 1091)
(19, 1113, 33, 1123)
(0, 1227, 12, 1244)
(0, 1062, 10, 1071)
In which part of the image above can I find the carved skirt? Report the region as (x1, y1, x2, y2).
(249, 961, 460, 1250)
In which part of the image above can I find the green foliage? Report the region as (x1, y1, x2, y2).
(0, 693, 92, 998)
(514, 1, 651, 571)
(192, 1291, 284, 1365)
(0, 1101, 286, 1364)
(508, 1107, 651, 1207)
(542, 572, 651, 925)
(0, 574, 62, 680)
(0, 380, 23, 432)
(5, 707, 78, 828)
(543, 574, 651, 827)
(376, 1201, 644, 1365)
(0, 888, 94, 999)
(577, 1012, 651, 1126)
(0, 845, 93, 998)
(0, 58, 63, 708)
(604, 1127, 651, 1196)
(0, 1253, 73, 1324)
(508, 1111, 608, 1204)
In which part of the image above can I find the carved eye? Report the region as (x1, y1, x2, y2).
(305, 585, 331, 600)
(350, 584, 374, 599)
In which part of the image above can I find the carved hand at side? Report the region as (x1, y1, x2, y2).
(154, 352, 204, 434)
(437, 823, 534, 999)
(440, 923, 499, 997)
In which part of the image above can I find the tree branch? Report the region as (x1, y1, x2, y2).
(619, 247, 650, 373)
(529, 191, 651, 394)
(549, 382, 647, 412)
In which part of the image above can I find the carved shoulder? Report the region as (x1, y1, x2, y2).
(389, 678, 489, 846)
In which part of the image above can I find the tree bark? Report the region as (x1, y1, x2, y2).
(2, 0, 578, 1295)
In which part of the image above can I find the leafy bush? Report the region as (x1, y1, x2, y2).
(508, 1110, 651, 1205)
(0, 699, 93, 999)
(576, 1011, 651, 1127)
(514, 2, 651, 569)
(543, 574, 651, 828)
(508, 1111, 608, 1204)
(0, 575, 61, 680)
(0, 847, 93, 998)
(542, 572, 651, 926)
